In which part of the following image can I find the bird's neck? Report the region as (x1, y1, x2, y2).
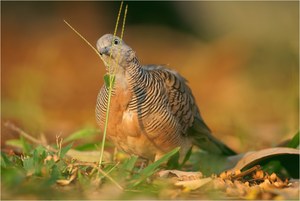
(113, 60, 144, 90)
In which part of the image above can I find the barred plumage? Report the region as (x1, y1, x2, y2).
(95, 34, 235, 161)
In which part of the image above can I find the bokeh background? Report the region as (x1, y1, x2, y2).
(2, 1, 299, 153)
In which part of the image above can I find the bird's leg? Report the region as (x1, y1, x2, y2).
(136, 158, 149, 172)
(113, 147, 118, 162)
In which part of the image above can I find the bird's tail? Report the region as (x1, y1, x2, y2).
(192, 132, 236, 156)
(191, 118, 236, 156)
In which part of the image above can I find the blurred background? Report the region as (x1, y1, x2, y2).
(2, 1, 298, 153)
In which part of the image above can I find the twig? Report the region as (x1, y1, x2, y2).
(63, 20, 102, 60)
(97, 166, 124, 190)
(231, 165, 261, 179)
(4, 121, 57, 153)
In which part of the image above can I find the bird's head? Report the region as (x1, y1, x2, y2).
(96, 34, 137, 70)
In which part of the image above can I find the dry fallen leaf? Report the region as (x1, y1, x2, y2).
(67, 149, 111, 162)
(175, 177, 212, 191)
(56, 167, 78, 186)
(232, 147, 299, 173)
(158, 170, 203, 180)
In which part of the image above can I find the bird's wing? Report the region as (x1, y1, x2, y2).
(144, 65, 210, 135)
(142, 65, 236, 155)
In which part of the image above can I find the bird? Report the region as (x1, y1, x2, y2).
(95, 34, 236, 162)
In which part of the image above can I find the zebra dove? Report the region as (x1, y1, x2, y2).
(96, 34, 236, 161)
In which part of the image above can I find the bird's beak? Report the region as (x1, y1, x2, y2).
(99, 47, 110, 56)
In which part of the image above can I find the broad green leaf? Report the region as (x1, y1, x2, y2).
(23, 157, 34, 173)
(287, 131, 299, 148)
(130, 147, 180, 187)
(104, 74, 115, 88)
(64, 128, 99, 143)
(60, 142, 73, 158)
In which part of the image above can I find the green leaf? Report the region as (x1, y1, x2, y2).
(64, 128, 99, 143)
(45, 164, 60, 186)
(287, 131, 299, 148)
(130, 147, 180, 187)
(104, 74, 115, 88)
(166, 146, 193, 169)
(179, 146, 193, 169)
(60, 142, 73, 158)
(20, 136, 32, 155)
(74, 143, 99, 151)
(122, 155, 138, 172)
(166, 151, 180, 169)
(5, 139, 23, 149)
(23, 157, 34, 173)
(122, 155, 138, 178)
(1, 152, 13, 168)
(1, 166, 26, 187)
(34, 145, 47, 155)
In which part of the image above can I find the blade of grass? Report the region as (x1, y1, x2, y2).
(63, 20, 102, 60)
(122, 155, 138, 172)
(130, 147, 180, 187)
(287, 131, 299, 148)
(99, 1, 128, 167)
(64, 128, 99, 143)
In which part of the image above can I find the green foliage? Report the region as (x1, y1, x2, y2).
(129, 147, 180, 187)
(3, 127, 298, 199)
(5, 139, 24, 149)
(20, 136, 32, 155)
(122, 155, 139, 173)
(1, 135, 181, 199)
(64, 128, 99, 143)
(75, 143, 101, 151)
(59, 142, 73, 158)
(104, 74, 116, 89)
(287, 131, 299, 148)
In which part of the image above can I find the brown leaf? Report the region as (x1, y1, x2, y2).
(175, 177, 212, 190)
(67, 149, 112, 162)
(56, 167, 78, 186)
(158, 170, 203, 181)
(231, 147, 299, 175)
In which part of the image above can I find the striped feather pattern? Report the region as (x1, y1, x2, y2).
(95, 34, 236, 160)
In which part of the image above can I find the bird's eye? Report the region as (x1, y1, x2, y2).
(113, 39, 120, 45)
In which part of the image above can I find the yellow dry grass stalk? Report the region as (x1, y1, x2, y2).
(63, 20, 102, 59)
(100, 2, 128, 167)
(63, 1, 129, 167)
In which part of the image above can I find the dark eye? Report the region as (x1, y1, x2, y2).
(113, 38, 120, 45)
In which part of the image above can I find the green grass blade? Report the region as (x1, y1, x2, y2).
(130, 147, 180, 187)
(5, 139, 23, 149)
(122, 155, 138, 172)
(287, 131, 299, 148)
(60, 142, 73, 158)
(64, 128, 99, 143)
(104, 74, 116, 89)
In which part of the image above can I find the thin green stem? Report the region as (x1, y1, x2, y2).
(98, 1, 127, 167)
